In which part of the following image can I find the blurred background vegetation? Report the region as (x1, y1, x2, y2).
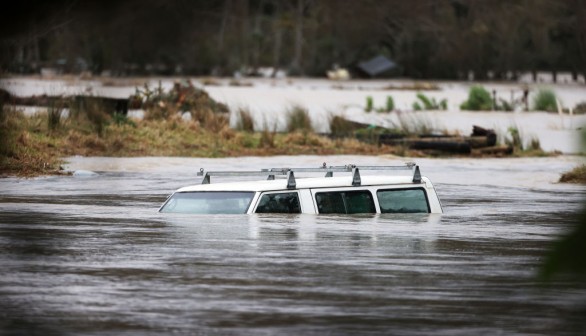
(0, 0, 585, 79)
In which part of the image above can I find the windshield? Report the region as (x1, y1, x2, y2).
(159, 191, 255, 214)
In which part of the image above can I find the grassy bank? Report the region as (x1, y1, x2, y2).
(0, 108, 393, 177)
(0, 81, 558, 178)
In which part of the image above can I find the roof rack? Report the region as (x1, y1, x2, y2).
(197, 162, 422, 189)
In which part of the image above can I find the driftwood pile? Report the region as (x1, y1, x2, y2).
(330, 116, 513, 156)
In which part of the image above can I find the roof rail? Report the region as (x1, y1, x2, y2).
(197, 162, 422, 188)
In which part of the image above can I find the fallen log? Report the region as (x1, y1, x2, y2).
(382, 136, 493, 149)
(385, 138, 471, 154)
(474, 145, 514, 156)
(472, 125, 495, 136)
(409, 140, 471, 154)
(72, 96, 129, 115)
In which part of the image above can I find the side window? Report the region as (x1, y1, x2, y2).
(377, 188, 430, 213)
(315, 190, 375, 214)
(255, 192, 301, 213)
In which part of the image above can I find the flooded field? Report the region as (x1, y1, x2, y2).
(2, 77, 586, 153)
(1, 155, 586, 335)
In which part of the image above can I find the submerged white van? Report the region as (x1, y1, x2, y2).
(159, 163, 443, 214)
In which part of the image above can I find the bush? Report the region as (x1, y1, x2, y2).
(47, 105, 62, 132)
(235, 108, 254, 132)
(70, 97, 110, 136)
(329, 115, 355, 137)
(286, 105, 313, 132)
(533, 89, 558, 112)
(498, 99, 514, 112)
(385, 96, 394, 112)
(365, 96, 373, 112)
(574, 102, 586, 114)
(260, 125, 276, 148)
(133, 80, 229, 118)
(506, 126, 523, 150)
(112, 112, 136, 127)
(559, 165, 586, 184)
(460, 86, 492, 111)
(412, 92, 447, 111)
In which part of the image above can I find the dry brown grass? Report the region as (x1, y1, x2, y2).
(560, 165, 586, 184)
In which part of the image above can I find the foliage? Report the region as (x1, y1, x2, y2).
(412, 92, 447, 111)
(329, 115, 355, 137)
(574, 102, 586, 114)
(498, 99, 514, 112)
(365, 96, 374, 113)
(391, 112, 435, 136)
(385, 96, 394, 112)
(235, 108, 254, 132)
(286, 105, 313, 132)
(506, 126, 522, 150)
(353, 126, 381, 144)
(0, 109, 63, 176)
(559, 165, 586, 184)
(133, 80, 229, 119)
(460, 86, 492, 111)
(47, 100, 63, 132)
(532, 89, 558, 112)
(3, 1, 586, 80)
(69, 97, 111, 137)
(111, 112, 136, 127)
(504, 126, 544, 155)
(0, 111, 393, 177)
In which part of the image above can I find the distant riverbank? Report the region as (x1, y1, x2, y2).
(1, 76, 584, 178)
(2, 76, 586, 153)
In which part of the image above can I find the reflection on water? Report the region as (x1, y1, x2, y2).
(1, 157, 586, 335)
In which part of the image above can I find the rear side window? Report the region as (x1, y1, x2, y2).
(315, 190, 375, 214)
(377, 188, 429, 213)
(255, 192, 301, 213)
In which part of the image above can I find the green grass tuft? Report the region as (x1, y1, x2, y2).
(460, 86, 492, 111)
(286, 105, 313, 132)
(235, 108, 254, 132)
(533, 89, 558, 112)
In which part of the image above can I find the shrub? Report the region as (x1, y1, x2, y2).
(574, 102, 586, 114)
(235, 108, 254, 132)
(385, 96, 394, 112)
(286, 105, 313, 132)
(528, 137, 541, 151)
(412, 92, 447, 111)
(260, 126, 276, 148)
(498, 99, 514, 112)
(134, 80, 229, 117)
(392, 112, 435, 135)
(507, 126, 523, 150)
(70, 96, 110, 136)
(460, 86, 492, 111)
(329, 115, 355, 137)
(365, 96, 373, 112)
(533, 89, 558, 112)
(112, 112, 136, 127)
(47, 104, 61, 132)
(559, 165, 586, 184)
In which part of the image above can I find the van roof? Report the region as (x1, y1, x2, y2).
(176, 175, 430, 192)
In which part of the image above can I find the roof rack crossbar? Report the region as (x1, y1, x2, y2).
(198, 169, 288, 185)
(197, 162, 422, 186)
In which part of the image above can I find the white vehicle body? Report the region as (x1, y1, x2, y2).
(159, 164, 443, 215)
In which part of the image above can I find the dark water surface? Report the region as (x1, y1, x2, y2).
(1, 157, 586, 335)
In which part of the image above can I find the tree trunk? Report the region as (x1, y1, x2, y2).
(271, 2, 283, 77)
(290, 0, 304, 75)
(216, 0, 232, 75)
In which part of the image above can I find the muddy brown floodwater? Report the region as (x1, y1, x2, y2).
(1, 155, 585, 335)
